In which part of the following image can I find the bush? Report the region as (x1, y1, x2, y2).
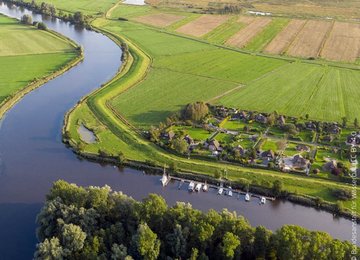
(37, 22, 47, 30)
(331, 188, 352, 201)
(21, 14, 32, 25)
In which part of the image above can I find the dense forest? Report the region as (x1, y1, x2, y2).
(34, 180, 358, 259)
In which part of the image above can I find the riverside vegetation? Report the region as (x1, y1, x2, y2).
(34, 180, 360, 260)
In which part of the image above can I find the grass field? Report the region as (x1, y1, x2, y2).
(0, 15, 77, 105)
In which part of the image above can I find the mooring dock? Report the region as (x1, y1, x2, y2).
(166, 176, 275, 201)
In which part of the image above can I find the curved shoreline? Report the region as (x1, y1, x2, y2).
(0, 15, 84, 119)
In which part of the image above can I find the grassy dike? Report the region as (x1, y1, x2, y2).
(0, 19, 84, 119)
(63, 18, 360, 220)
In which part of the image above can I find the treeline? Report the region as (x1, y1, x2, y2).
(34, 180, 358, 260)
(4, 0, 88, 26)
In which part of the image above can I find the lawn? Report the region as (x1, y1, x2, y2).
(0, 15, 77, 106)
(261, 138, 280, 151)
(172, 126, 212, 141)
(244, 18, 290, 52)
(222, 120, 247, 131)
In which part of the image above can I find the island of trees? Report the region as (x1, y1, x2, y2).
(34, 180, 358, 259)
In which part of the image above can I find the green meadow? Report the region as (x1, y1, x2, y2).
(0, 15, 77, 105)
(23, 0, 117, 15)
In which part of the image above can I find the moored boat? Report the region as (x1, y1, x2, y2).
(245, 193, 251, 202)
(195, 183, 202, 192)
(218, 187, 224, 195)
(188, 181, 195, 192)
(202, 182, 208, 192)
(260, 196, 266, 204)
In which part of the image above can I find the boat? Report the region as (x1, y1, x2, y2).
(195, 183, 202, 192)
(202, 183, 208, 192)
(218, 187, 224, 195)
(227, 186, 233, 197)
(245, 193, 251, 202)
(188, 181, 195, 192)
(260, 196, 266, 204)
(160, 173, 168, 187)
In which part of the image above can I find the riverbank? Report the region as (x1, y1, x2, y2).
(0, 14, 83, 119)
(63, 18, 360, 221)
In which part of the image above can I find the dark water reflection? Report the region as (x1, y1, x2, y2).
(0, 2, 358, 259)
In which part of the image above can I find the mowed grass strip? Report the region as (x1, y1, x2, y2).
(0, 15, 73, 56)
(244, 18, 290, 52)
(218, 62, 360, 122)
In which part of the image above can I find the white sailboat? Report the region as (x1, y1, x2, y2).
(218, 187, 224, 195)
(202, 182, 208, 192)
(260, 196, 266, 204)
(188, 181, 195, 192)
(195, 183, 202, 192)
(160, 170, 168, 187)
(245, 193, 251, 202)
(227, 186, 233, 197)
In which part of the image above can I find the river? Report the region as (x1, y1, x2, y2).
(0, 2, 357, 259)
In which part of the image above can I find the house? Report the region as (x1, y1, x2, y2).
(296, 144, 310, 152)
(323, 160, 337, 172)
(239, 111, 247, 120)
(278, 115, 286, 126)
(261, 150, 275, 160)
(184, 134, 194, 145)
(208, 140, 221, 151)
(255, 114, 267, 124)
(328, 124, 341, 134)
(305, 121, 316, 130)
(163, 130, 175, 141)
(233, 145, 245, 156)
(292, 154, 309, 169)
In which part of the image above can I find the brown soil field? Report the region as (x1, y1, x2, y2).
(320, 22, 360, 62)
(226, 17, 272, 48)
(134, 13, 185, 28)
(263, 19, 306, 55)
(237, 16, 255, 25)
(253, 3, 360, 20)
(287, 20, 333, 58)
(176, 15, 229, 37)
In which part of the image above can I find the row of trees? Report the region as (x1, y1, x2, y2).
(20, 14, 47, 30)
(34, 180, 358, 259)
(5, 0, 87, 26)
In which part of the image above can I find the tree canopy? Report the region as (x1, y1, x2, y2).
(34, 180, 359, 259)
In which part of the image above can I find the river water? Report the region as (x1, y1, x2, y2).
(0, 2, 357, 259)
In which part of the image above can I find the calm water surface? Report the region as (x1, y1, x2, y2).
(0, 2, 358, 259)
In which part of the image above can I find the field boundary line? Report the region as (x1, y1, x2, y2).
(318, 20, 335, 58)
(282, 19, 308, 55)
(206, 84, 244, 103)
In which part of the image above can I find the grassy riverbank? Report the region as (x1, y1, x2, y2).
(63, 18, 360, 216)
(0, 14, 81, 116)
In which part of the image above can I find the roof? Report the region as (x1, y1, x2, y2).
(261, 150, 275, 158)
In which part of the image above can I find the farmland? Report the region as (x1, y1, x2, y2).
(23, 0, 117, 15)
(109, 4, 360, 63)
(0, 15, 78, 107)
